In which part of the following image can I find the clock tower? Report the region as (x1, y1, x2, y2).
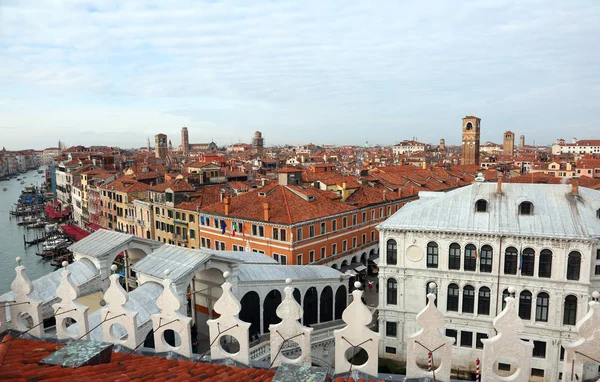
(461, 116, 481, 166)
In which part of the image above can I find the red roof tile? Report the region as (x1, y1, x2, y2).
(0, 335, 275, 381)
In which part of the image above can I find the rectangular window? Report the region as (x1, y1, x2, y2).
(155, 207, 160, 215)
(220, 242, 225, 250)
(427, 244, 439, 268)
(560, 346, 565, 361)
(385, 347, 396, 354)
(273, 253, 279, 262)
(297, 254, 303, 264)
(309, 250, 315, 263)
(280, 229, 286, 241)
(272, 228, 279, 240)
(446, 329, 457, 345)
(362, 212, 366, 222)
(252, 224, 258, 236)
(320, 222, 326, 234)
(190, 230, 196, 239)
(352, 214, 357, 226)
(460, 331, 473, 347)
(498, 363, 511, 372)
(332, 219, 337, 231)
(175, 211, 180, 220)
(379, 207, 383, 218)
(320, 247, 326, 259)
(258, 226, 264, 237)
(309, 225, 315, 238)
(533, 341, 546, 358)
(342, 240, 347, 252)
(597, 249, 600, 260)
(596, 264, 600, 275)
(352, 237, 357, 248)
(371, 231, 375, 242)
(362, 234, 366, 245)
(386, 322, 397, 337)
(531, 368, 545, 378)
(168, 210, 173, 218)
(189, 214, 194, 223)
(332, 244, 337, 255)
(206, 239, 211, 249)
(297, 227, 303, 241)
(476, 333, 488, 349)
(342, 217, 347, 228)
(280, 255, 287, 265)
(214, 218, 219, 228)
(371, 210, 375, 220)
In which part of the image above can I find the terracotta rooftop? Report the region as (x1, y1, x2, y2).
(200, 184, 356, 224)
(0, 334, 275, 381)
(149, 179, 195, 192)
(105, 176, 150, 193)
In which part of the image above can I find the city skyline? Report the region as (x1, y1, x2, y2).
(1, 1, 599, 150)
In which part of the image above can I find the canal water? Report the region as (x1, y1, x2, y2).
(0, 169, 54, 294)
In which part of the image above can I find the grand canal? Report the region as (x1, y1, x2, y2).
(0, 169, 54, 293)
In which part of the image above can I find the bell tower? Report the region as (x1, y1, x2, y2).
(461, 116, 481, 166)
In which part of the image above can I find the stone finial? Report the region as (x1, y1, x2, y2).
(207, 272, 250, 365)
(269, 279, 313, 367)
(53, 263, 90, 340)
(334, 282, 379, 377)
(406, 293, 453, 380)
(481, 294, 533, 382)
(100, 272, 140, 350)
(9, 260, 44, 338)
(562, 292, 600, 380)
(151, 275, 192, 357)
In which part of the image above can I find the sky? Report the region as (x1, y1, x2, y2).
(0, 1, 599, 150)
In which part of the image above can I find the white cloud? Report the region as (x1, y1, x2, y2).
(0, 0, 599, 149)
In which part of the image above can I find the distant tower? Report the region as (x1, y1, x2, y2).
(146, 137, 151, 153)
(168, 139, 173, 151)
(439, 138, 445, 151)
(253, 131, 264, 156)
(155, 133, 168, 159)
(519, 135, 525, 149)
(461, 116, 481, 166)
(181, 127, 189, 155)
(503, 131, 515, 156)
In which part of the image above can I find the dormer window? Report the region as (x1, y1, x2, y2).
(475, 199, 488, 212)
(519, 201, 533, 215)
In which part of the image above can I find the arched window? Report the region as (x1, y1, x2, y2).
(504, 247, 518, 274)
(464, 244, 477, 271)
(466, 122, 473, 130)
(476, 199, 488, 212)
(519, 290, 532, 319)
(566, 251, 581, 280)
(462, 285, 475, 313)
(427, 242, 438, 268)
(563, 295, 578, 325)
(521, 248, 535, 276)
(480, 245, 493, 273)
(449, 243, 461, 270)
(426, 282, 438, 307)
(447, 284, 459, 312)
(478, 287, 491, 315)
(539, 249, 552, 278)
(535, 292, 549, 322)
(501, 288, 510, 310)
(387, 239, 397, 265)
(519, 201, 533, 215)
(387, 278, 398, 305)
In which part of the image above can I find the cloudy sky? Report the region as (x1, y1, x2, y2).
(1, 1, 599, 150)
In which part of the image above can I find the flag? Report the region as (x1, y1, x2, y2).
(200, 216, 205, 225)
(518, 247, 523, 270)
(475, 248, 479, 260)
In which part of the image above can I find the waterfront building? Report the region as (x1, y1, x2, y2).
(377, 177, 600, 380)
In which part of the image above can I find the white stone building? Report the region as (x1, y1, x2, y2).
(552, 138, 600, 156)
(392, 140, 426, 156)
(377, 179, 600, 381)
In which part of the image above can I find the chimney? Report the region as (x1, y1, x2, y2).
(342, 181, 347, 190)
(497, 174, 503, 193)
(261, 178, 267, 187)
(572, 179, 579, 196)
(383, 189, 387, 201)
(224, 197, 230, 215)
(263, 202, 270, 221)
(397, 188, 402, 198)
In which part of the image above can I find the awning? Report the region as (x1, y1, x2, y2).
(87, 223, 103, 232)
(61, 224, 91, 242)
(355, 265, 367, 272)
(371, 256, 380, 265)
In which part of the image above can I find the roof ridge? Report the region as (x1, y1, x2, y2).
(280, 186, 293, 224)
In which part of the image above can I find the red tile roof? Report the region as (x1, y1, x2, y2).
(200, 184, 356, 224)
(0, 335, 275, 381)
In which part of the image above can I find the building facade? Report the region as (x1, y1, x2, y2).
(461, 116, 481, 166)
(377, 180, 600, 381)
